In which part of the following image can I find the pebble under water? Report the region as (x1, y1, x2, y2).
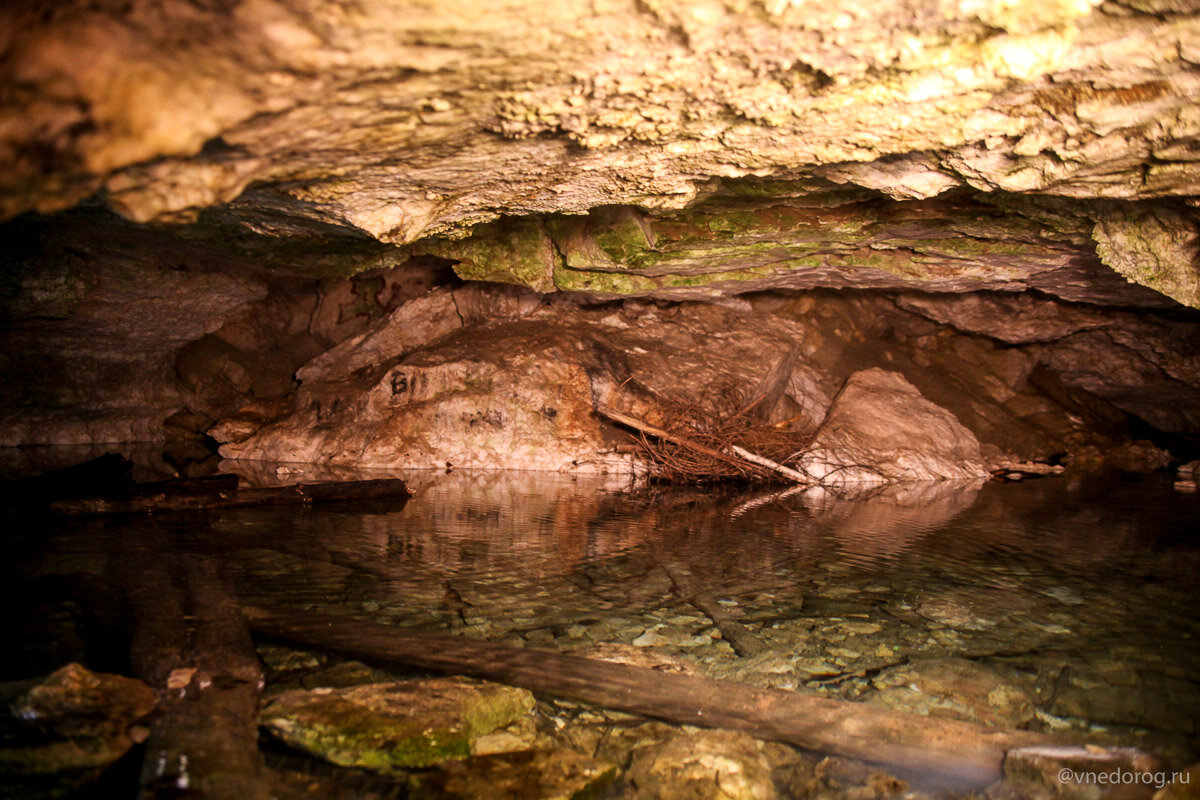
(3, 468, 1199, 799)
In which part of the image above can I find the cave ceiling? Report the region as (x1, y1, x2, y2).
(1, 0, 1199, 308)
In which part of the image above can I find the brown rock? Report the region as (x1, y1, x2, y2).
(798, 369, 990, 485)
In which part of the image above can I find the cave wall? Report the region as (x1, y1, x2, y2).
(2, 0, 1200, 482)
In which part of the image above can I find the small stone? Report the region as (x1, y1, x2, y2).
(361, 600, 381, 612)
(632, 629, 673, 647)
(471, 731, 531, 756)
(1039, 586, 1084, 605)
(793, 658, 842, 678)
(865, 658, 1035, 727)
(413, 748, 616, 800)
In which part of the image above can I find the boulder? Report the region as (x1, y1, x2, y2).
(260, 676, 535, 771)
(0, 663, 157, 799)
(624, 730, 780, 800)
(798, 369, 990, 485)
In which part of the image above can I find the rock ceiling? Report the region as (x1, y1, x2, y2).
(2, 0, 1199, 307)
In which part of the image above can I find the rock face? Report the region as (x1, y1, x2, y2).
(213, 284, 1194, 480)
(2, 0, 1200, 481)
(797, 369, 989, 486)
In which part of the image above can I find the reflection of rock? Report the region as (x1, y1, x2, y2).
(0, 663, 156, 799)
(1049, 661, 1200, 736)
(624, 730, 780, 800)
(799, 369, 989, 486)
(260, 677, 535, 771)
(863, 658, 1035, 728)
(798, 480, 981, 561)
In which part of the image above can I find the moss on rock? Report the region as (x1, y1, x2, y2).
(260, 676, 535, 772)
(1092, 203, 1200, 309)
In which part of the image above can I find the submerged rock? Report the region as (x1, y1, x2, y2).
(0, 663, 156, 799)
(799, 369, 990, 486)
(863, 658, 1035, 728)
(623, 730, 780, 800)
(409, 748, 616, 800)
(260, 676, 535, 771)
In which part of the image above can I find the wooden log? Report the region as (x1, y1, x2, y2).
(729, 445, 809, 483)
(659, 560, 766, 657)
(243, 604, 1055, 788)
(127, 473, 240, 498)
(120, 544, 272, 800)
(50, 477, 411, 515)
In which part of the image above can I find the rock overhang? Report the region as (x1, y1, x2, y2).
(0, 0, 1198, 307)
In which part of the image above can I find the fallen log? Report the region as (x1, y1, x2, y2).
(118, 538, 271, 800)
(50, 477, 411, 515)
(243, 603, 1054, 788)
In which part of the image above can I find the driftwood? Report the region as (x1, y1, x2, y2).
(596, 404, 811, 484)
(596, 405, 749, 469)
(244, 604, 1055, 787)
(117, 537, 271, 800)
(729, 445, 809, 483)
(50, 477, 411, 515)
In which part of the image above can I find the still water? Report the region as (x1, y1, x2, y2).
(4, 468, 1199, 798)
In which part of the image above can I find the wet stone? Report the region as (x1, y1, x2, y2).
(260, 676, 535, 771)
(623, 729, 780, 800)
(0, 663, 157, 799)
(409, 748, 617, 800)
(863, 658, 1036, 728)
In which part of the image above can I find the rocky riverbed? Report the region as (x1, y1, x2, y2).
(3, 469, 1198, 799)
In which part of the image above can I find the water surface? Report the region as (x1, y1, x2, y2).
(4, 469, 1199, 794)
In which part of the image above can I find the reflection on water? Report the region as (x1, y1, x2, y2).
(4, 468, 1199, 793)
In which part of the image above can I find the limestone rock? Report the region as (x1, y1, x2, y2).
(5, 0, 1200, 278)
(1094, 204, 1200, 310)
(0, 663, 157, 799)
(863, 658, 1036, 728)
(260, 677, 535, 771)
(798, 369, 990, 485)
(624, 730, 780, 800)
(409, 748, 616, 800)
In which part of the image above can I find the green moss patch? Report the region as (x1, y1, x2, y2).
(261, 677, 535, 772)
